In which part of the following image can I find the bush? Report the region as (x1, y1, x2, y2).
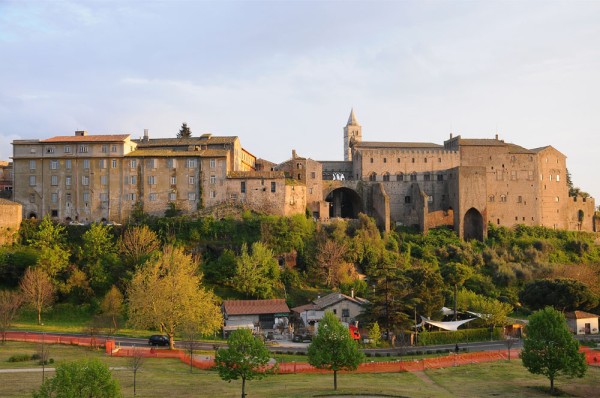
(8, 354, 31, 363)
(417, 328, 503, 346)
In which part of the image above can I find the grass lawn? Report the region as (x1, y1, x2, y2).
(1, 342, 599, 397)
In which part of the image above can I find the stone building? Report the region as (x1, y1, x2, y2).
(0, 161, 13, 199)
(0, 198, 22, 244)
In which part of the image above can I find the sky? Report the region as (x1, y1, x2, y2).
(1, 1, 599, 200)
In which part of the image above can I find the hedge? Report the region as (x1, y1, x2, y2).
(417, 327, 502, 346)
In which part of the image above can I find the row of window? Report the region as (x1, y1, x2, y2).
(369, 157, 443, 164)
(368, 172, 444, 182)
(240, 181, 277, 193)
(29, 191, 202, 204)
(28, 158, 215, 171)
(28, 174, 203, 187)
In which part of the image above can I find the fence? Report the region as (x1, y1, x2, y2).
(4, 331, 107, 349)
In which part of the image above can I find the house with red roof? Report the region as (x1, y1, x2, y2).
(222, 299, 290, 337)
(565, 311, 599, 335)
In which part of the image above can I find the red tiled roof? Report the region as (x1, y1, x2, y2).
(41, 134, 130, 143)
(223, 299, 290, 316)
(565, 311, 599, 319)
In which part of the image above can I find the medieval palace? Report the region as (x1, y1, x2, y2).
(10, 110, 597, 240)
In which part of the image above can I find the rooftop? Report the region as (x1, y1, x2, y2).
(41, 134, 130, 143)
(222, 299, 290, 316)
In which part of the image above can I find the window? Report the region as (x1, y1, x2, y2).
(241, 181, 246, 193)
(510, 170, 517, 181)
(210, 190, 217, 198)
(397, 173, 404, 181)
(188, 192, 197, 201)
(556, 175, 560, 182)
(271, 182, 276, 192)
(149, 193, 157, 201)
(210, 175, 216, 184)
(424, 173, 431, 181)
(82, 176, 89, 185)
(404, 195, 411, 204)
(489, 195, 495, 202)
(169, 192, 177, 201)
(297, 173, 301, 180)
(170, 176, 176, 185)
(528, 170, 534, 181)
(410, 173, 417, 181)
(496, 171, 504, 181)
(370, 158, 373, 163)
(500, 194, 507, 202)
(111, 145, 117, 153)
(424, 158, 427, 163)
(188, 176, 195, 185)
(50, 160, 59, 170)
(51, 193, 58, 203)
(29, 175, 36, 186)
(46, 146, 55, 154)
(149, 158, 157, 169)
(112, 159, 117, 168)
(549, 174, 553, 181)
(342, 309, 350, 318)
(131, 175, 137, 185)
(148, 176, 156, 185)
(555, 196, 560, 202)
(309, 187, 313, 194)
(127, 193, 136, 201)
(124, 176, 129, 185)
(383, 158, 387, 163)
(65, 176, 71, 187)
(66, 159, 72, 170)
(79, 145, 88, 153)
(83, 159, 90, 169)
(29, 193, 35, 203)
(311, 172, 316, 179)
(101, 145, 108, 153)
(130, 159, 137, 169)
(369, 172, 377, 182)
(186, 158, 197, 168)
(438, 158, 442, 163)
(230, 193, 238, 200)
(29, 160, 36, 170)
(427, 196, 433, 203)
(397, 158, 401, 163)
(51, 175, 58, 186)
(209, 159, 216, 169)
(412, 158, 415, 163)
(101, 175, 107, 185)
(83, 192, 90, 202)
(168, 158, 177, 169)
(64, 146, 71, 154)
(517, 195, 523, 203)
(98, 159, 106, 169)
(100, 193, 108, 201)
(383, 173, 390, 182)
(66, 193, 71, 202)
(437, 174, 444, 181)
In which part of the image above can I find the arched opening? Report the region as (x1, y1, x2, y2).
(28, 212, 37, 219)
(463, 208, 484, 241)
(325, 187, 363, 219)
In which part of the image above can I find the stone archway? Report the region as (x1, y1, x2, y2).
(463, 207, 484, 241)
(325, 187, 363, 219)
(28, 212, 37, 219)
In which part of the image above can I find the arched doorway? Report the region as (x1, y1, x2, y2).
(463, 208, 484, 241)
(325, 188, 363, 219)
(28, 212, 37, 219)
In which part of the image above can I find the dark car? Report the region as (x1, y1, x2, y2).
(148, 335, 169, 347)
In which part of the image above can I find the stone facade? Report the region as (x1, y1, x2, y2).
(0, 199, 22, 244)
(0, 161, 13, 199)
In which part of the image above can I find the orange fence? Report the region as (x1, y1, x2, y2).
(4, 331, 107, 349)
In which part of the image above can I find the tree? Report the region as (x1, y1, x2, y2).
(28, 216, 70, 282)
(33, 358, 122, 398)
(20, 267, 54, 325)
(520, 278, 599, 312)
(315, 239, 355, 288)
(100, 286, 124, 333)
(307, 311, 365, 390)
(215, 328, 271, 398)
(367, 321, 381, 347)
(128, 347, 144, 397)
(80, 223, 118, 293)
(230, 242, 280, 299)
(0, 290, 23, 342)
(119, 225, 160, 268)
(127, 246, 222, 349)
(441, 262, 473, 320)
(177, 122, 192, 138)
(521, 307, 587, 394)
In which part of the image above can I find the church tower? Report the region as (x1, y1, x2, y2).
(343, 108, 362, 161)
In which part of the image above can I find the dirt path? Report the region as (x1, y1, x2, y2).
(412, 371, 453, 396)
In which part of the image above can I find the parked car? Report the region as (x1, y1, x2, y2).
(292, 333, 312, 343)
(148, 335, 170, 346)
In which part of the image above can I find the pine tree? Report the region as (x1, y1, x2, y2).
(177, 122, 192, 138)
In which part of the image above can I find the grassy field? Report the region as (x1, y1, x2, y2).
(1, 342, 599, 397)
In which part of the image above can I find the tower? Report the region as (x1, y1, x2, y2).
(343, 108, 362, 161)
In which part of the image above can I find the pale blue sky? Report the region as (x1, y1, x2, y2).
(1, 1, 599, 199)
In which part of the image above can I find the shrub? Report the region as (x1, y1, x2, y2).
(8, 354, 31, 363)
(417, 327, 502, 346)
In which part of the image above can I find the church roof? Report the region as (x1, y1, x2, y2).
(355, 141, 442, 149)
(347, 109, 360, 126)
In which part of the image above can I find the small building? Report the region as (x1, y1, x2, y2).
(565, 311, 600, 335)
(292, 292, 369, 332)
(222, 299, 290, 337)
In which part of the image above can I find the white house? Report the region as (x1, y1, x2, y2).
(565, 311, 599, 335)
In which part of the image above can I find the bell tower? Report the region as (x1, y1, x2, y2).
(343, 108, 362, 161)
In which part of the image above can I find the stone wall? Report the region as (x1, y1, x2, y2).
(0, 199, 22, 245)
(371, 183, 390, 232)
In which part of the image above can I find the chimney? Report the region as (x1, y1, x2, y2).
(450, 133, 453, 139)
(75, 130, 87, 136)
(143, 129, 149, 143)
(292, 149, 297, 159)
(495, 134, 499, 140)
(351, 288, 355, 299)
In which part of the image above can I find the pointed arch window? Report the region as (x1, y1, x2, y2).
(410, 172, 417, 181)
(383, 172, 390, 182)
(369, 172, 377, 182)
(397, 173, 404, 182)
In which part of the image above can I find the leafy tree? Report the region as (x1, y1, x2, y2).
(521, 307, 587, 394)
(404, 263, 445, 318)
(307, 311, 364, 390)
(441, 262, 473, 320)
(20, 267, 54, 325)
(215, 328, 272, 398)
(33, 358, 122, 398)
(315, 239, 351, 288)
(177, 122, 192, 138)
(127, 246, 222, 349)
(519, 278, 599, 312)
(0, 290, 23, 342)
(231, 242, 279, 299)
(367, 321, 381, 347)
(80, 223, 118, 293)
(366, 267, 412, 338)
(100, 286, 124, 332)
(28, 217, 70, 286)
(119, 225, 161, 269)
